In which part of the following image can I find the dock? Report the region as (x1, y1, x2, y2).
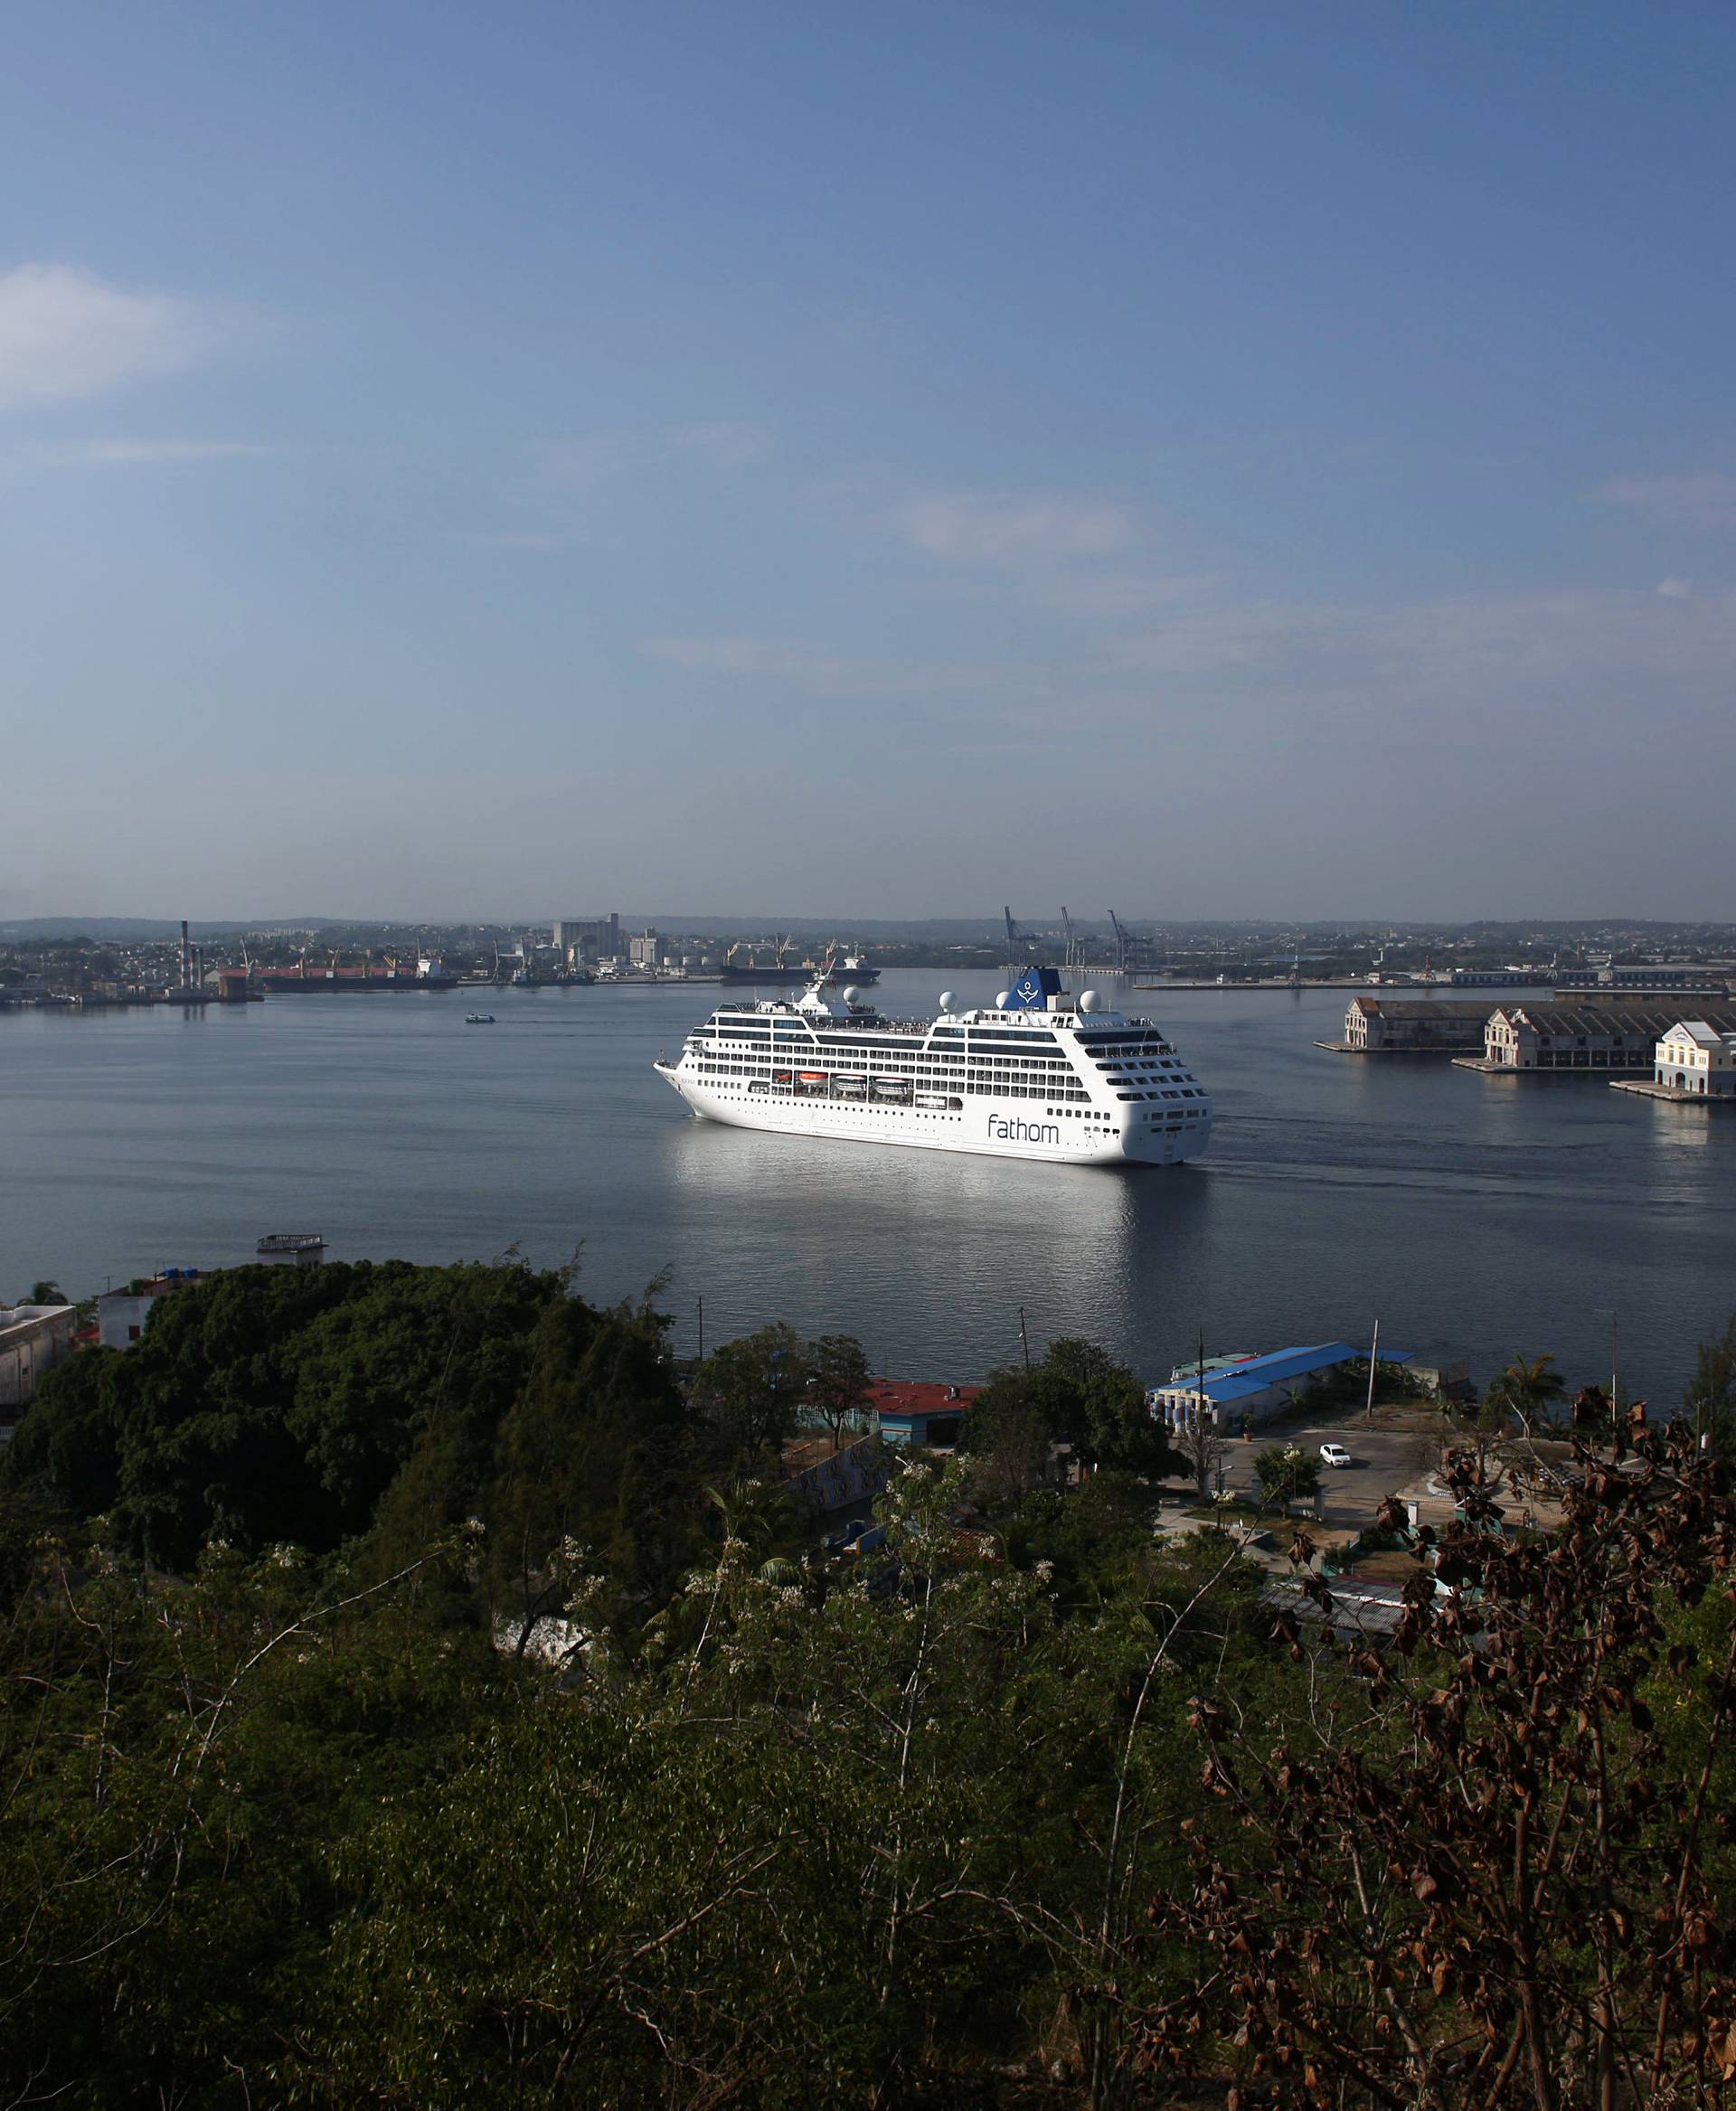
(1610, 1079, 1735, 1106)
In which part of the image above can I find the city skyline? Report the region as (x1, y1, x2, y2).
(2, 2, 1732, 920)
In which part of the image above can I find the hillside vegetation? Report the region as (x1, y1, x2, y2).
(2, 1262, 1732, 2108)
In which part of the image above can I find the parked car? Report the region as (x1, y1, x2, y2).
(1319, 1442, 1353, 1469)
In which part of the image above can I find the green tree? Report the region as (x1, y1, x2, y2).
(691, 1322, 810, 1461)
(806, 1331, 873, 1447)
(961, 1338, 1182, 1500)
(1486, 1348, 1568, 1435)
(24, 1278, 67, 1305)
(477, 1293, 690, 1652)
(1254, 1442, 1320, 1513)
(1033, 1335, 1178, 1474)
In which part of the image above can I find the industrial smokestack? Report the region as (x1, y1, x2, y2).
(180, 919, 191, 991)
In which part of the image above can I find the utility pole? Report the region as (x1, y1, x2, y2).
(697, 1296, 703, 1365)
(1364, 1319, 1380, 1421)
(1610, 1313, 1619, 1409)
(1018, 1305, 1031, 1373)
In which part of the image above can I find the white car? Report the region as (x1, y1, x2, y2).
(1318, 1442, 1353, 1469)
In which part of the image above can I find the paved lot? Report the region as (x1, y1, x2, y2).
(1183, 1412, 1450, 1536)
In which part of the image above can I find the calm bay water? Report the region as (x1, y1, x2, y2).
(3, 973, 1731, 1404)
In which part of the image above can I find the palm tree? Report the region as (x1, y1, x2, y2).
(1490, 1352, 1568, 1436)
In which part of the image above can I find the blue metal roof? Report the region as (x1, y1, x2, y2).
(1156, 1341, 1411, 1405)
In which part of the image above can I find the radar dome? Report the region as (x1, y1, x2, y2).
(995, 991, 1011, 1010)
(938, 991, 956, 1013)
(841, 985, 858, 1004)
(1079, 989, 1100, 1013)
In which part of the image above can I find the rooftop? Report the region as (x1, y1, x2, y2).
(1154, 1340, 1411, 1405)
(868, 1380, 980, 1420)
(1497, 1003, 1736, 1038)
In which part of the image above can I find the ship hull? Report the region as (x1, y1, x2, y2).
(656, 1066, 1207, 1167)
(255, 975, 455, 993)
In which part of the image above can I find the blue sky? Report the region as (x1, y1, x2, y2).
(2, 0, 1731, 919)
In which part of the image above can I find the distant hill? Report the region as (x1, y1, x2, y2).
(0, 918, 337, 941)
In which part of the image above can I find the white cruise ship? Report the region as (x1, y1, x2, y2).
(654, 966, 1212, 1166)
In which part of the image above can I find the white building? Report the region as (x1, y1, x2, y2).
(0, 1304, 78, 1409)
(99, 1268, 208, 1349)
(1655, 1021, 1736, 1097)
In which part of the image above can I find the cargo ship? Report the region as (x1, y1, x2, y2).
(255, 955, 457, 993)
(718, 950, 880, 988)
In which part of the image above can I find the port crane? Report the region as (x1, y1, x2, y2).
(1060, 906, 1079, 972)
(1003, 905, 1038, 970)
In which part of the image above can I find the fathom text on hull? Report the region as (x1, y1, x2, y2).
(653, 966, 1212, 1166)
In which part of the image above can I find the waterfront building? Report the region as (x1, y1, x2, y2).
(1482, 1003, 1736, 1073)
(0, 1303, 77, 1409)
(1341, 997, 1495, 1052)
(867, 1380, 977, 1447)
(99, 1268, 206, 1349)
(1146, 1342, 1411, 1430)
(1655, 1022, 1736, 1097)
(1587, 964, 1732, 992)
(552, 913, 619, 966)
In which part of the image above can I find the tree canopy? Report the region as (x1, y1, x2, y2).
(5, 1286, 1736, 2106)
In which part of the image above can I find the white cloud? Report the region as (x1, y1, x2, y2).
(1594, 473, 1736, 528)
(900, 491, 1137, 565)
(665, 422, 769, 469)
(0, 263, 230, 413)
(1106, 585, 1736, 715)
(37, 438, 270, 465)
(1656, 577, 1694, 598)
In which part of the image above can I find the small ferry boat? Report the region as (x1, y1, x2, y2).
(465, 1012, 496, 1025)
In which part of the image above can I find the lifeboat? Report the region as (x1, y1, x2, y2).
(914, 1092, 947, 1109)
(797, 1070, 827, 1083)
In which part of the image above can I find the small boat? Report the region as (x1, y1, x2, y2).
(465, 1013, 496, 1025)
(797, 1070, 827, 1083)
(914, 1092, 948, 1109)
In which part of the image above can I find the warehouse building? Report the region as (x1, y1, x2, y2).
(1146, 1342, 1412, 1431)
(1339, 997, 1499, 1053)
(1482, 1004, 1736, 1073)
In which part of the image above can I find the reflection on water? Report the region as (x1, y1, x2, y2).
(3, 972, 1733, 1400)
(661, 1115, 1215, 1371)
